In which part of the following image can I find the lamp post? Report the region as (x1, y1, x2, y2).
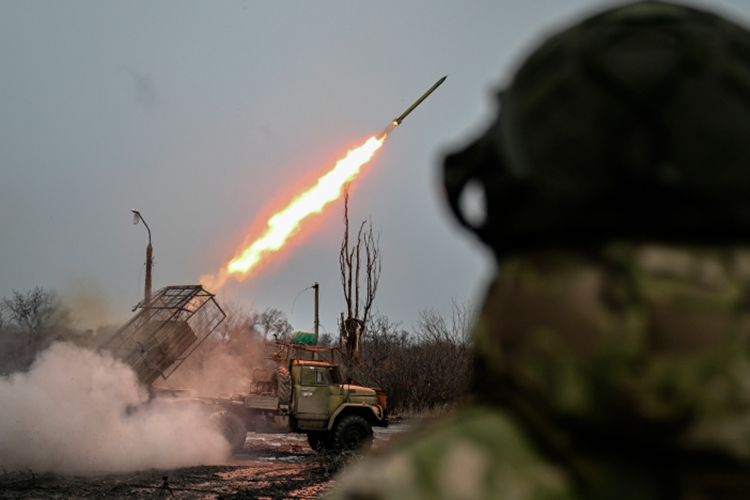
(131, 209, 153, 313)
(313, 282, 319, 342)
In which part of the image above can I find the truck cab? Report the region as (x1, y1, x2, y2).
(290, 360, 387, 452)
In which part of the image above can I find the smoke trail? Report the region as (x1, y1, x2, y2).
(0, 342, 230, 474)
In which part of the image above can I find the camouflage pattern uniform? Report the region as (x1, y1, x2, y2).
(329, 2, 750, 499)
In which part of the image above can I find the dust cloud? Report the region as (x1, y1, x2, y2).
(161, 347, 257, 397)
(159, 301, 266, 397)
(60, 277, 113, 332)
(0, 342, 231, 475)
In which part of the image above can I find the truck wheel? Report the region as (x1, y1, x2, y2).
(210, 411, 247, 455)
(272, 366, 292, 405)
(332, 415, 373, 454)
(307, 431, 334, 453)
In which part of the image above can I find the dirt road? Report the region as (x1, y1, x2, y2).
(0, 420, 417, 499)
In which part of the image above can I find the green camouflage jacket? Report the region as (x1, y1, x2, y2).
(329, 243, 750, 500)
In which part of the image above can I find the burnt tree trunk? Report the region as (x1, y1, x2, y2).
(339, 187, 381, 364)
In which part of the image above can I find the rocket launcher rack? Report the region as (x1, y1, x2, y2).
(99, 285, 226, 386)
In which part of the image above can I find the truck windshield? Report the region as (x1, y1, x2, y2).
(301, 366, 332, 386)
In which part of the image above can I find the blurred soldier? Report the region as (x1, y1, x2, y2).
(328, 1, 750, 499)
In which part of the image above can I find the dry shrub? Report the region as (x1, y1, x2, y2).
(359, 301, 476, 415)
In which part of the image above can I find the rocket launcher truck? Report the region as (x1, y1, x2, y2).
(99, 285, 388, 454)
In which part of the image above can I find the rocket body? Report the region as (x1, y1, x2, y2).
(393, 76, 447, 126)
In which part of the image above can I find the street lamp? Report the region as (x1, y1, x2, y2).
(131, 209, 153, 310)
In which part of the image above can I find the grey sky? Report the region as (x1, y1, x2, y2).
(2, 1, 749, 334)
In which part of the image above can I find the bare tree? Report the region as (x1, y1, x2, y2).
(339, 186, 381, 362)
(0, 287, 72, 372)
(255, 307, 293, 342)
(2, 288, 64, 340)
(414, 299, 475, 348)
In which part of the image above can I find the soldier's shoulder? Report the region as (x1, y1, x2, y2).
(327, 405, 574, 500)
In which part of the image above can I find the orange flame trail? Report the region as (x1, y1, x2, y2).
(201, 133, 387, 291)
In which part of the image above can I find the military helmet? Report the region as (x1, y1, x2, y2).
(444, 1, 750, 258)
(448, 1, 750, 466)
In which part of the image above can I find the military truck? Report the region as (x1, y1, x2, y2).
(206, 341, 388, 454)
(99, 285, 387, 454)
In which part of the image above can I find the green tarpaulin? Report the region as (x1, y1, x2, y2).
(291, 331, 317, 346)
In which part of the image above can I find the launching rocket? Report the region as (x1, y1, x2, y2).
(392, 76, 447, 127)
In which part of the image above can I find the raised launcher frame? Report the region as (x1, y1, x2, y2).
(99, 285, 226, 386)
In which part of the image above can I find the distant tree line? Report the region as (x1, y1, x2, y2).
(358, 301, 475, 415)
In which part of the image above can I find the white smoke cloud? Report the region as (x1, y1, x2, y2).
(0, 342, 230, 474)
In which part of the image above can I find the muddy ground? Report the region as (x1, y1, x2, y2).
(0, 420, 416, 500)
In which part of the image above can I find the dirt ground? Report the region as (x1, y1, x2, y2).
(0, 420, 416, 500)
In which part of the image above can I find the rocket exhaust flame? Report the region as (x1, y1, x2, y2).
(227, 135, 384, 275)
(200, 76, 445, 292)
(201, 135, 386, 290)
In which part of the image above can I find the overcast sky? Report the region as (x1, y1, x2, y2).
(2, 1, 750, 335)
